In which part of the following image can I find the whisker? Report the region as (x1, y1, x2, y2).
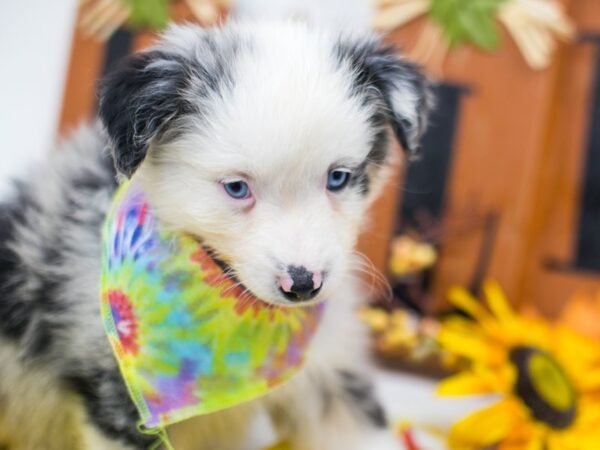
(350, 252, 393, 304)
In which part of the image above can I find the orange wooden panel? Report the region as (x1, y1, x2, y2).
(386, 2, 573, 311)
(519, 0, 600, 317)
(134, 31, 158, 52)
(357, 149, 405, 285)
(58, 9, 105, 137)
(59, 1, 206, 136)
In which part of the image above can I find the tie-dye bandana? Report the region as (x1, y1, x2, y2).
(100, 180, 325, 432)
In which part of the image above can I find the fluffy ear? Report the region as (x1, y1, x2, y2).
(98, 50, 190, 177)
(337, 38, 434, 158)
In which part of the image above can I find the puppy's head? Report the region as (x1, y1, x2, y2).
(99, 22, 433, 306)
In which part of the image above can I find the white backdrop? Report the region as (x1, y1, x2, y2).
(0, 0, 78, 196)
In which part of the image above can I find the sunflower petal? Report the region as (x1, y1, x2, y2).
(438, 326, 502, 364)
(498, 421, 544, 450)
(525, 427, 547, 450)
(483, 280, 516, 324)
(472, 361, 516, 393)
(574, 368, 600, 391)
(573, 399, 600, 430)
(447, 285, 493, 322)
(437, 371, 495, 396)
(554, 325, 600, 372)
(549, 429, 600, 450)
(437, 331, 488, 362)
(448, 399, 518, 449)
(438, 361, 514, 397)
(574, 436, 600, 449)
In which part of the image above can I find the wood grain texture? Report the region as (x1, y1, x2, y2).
(383, 0, 600, 316)
(519, 0, 600, 318)
(58, 14, 105, 136)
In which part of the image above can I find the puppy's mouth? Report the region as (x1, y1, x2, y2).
(204, 246, 234, 275)
(201, 245, 268, 304)
(202, 245, 325, 307)
(203, 245, 246, 287)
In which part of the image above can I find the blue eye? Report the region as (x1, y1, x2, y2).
(326, 170, 351, 191)
(223, 180, 251, 199)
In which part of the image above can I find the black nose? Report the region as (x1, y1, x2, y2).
(280, 265, 322, 302)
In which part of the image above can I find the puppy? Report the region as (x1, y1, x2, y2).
(0, 21, 432, 450)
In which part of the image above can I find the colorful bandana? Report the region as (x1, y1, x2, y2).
(100, 180, 325, 431)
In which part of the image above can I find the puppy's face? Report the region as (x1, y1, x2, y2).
(100, 22, 433, 306)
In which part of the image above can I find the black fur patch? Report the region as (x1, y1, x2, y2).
(99, 31, 244, 177)
(350, 121, 390, 196)
(339, 370, 388, 428)
(335, 38, 433, 159)
(0, 200, 31, 339)
(66, 370, 153, 448)
(99, 50, 193, 177)
(25, 319, 55, 356)
(350, 161, 371, 196)
(0, 138, 117, 354)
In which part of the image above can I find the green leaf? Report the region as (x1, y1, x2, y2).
(461, 8, 500, 50)
(428, 0, 508, 51)
(124, 0, 171, 30)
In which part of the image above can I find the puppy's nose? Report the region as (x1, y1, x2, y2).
(278, 266, 323, 302)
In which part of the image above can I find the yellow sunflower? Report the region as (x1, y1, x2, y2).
(436, 281, 600, 450)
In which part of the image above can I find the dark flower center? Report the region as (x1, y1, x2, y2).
(510, 346, 576, 429)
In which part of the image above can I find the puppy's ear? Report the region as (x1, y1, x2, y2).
(98, 50, 189, 177)
(366, 48, 434, 159)
(337, 38, 434, 158)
